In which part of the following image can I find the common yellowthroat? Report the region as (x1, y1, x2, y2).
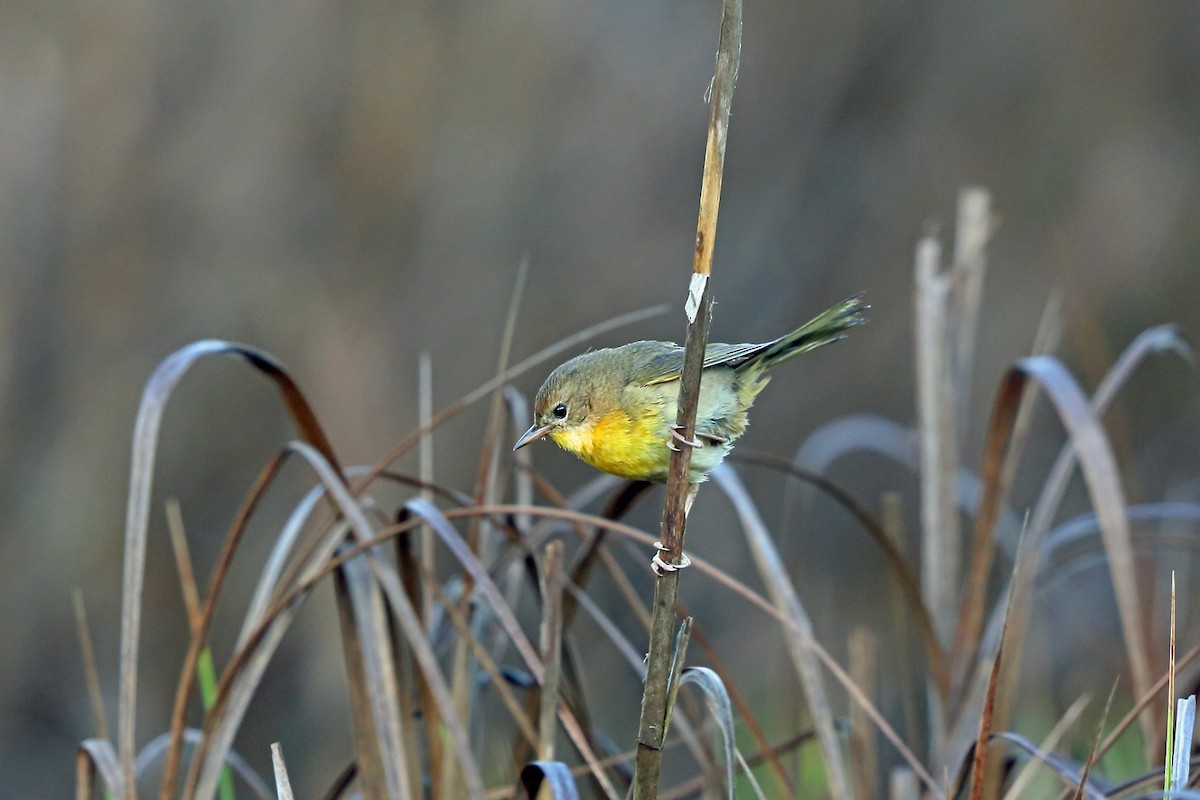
(514, 295, 865, 573)
(514, 295, 866, 481)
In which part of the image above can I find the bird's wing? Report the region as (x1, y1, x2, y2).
(639, 340, 777, 386)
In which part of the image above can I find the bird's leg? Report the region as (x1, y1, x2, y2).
(651, 484, 698, 575)
(666, 423, 703, 451)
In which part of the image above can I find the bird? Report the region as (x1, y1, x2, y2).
(513, 294, 866, 573)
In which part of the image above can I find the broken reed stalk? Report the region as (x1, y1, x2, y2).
(632, 0, 741, 797)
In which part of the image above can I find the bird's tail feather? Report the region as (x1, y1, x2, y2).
(748, 294, 868, 373)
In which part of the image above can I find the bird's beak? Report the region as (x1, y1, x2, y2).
(513, 423, 553, 451)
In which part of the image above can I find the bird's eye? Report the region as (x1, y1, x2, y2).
(553, 402, 568, 419)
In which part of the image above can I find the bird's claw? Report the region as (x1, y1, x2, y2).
(668, 424, 703, 450)
(651, 541, 692, 576)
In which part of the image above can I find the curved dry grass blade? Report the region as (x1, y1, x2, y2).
(685, 613, 796, 800)
(236, 479, 328, 648)
(119, 340, 342, 800)
(999, 326, 1193, 741)
(710, 466, 851, 800)
(1001, 694, 1091, 800)
(520, 761, 581, 799)
(734, 449, 948, 698)
(1043, 503, 1200, 566)
(954, 356, 1151, 727)
(981, 731, 1103, 798)
(134, 730, 272, 800)
(405, 498, 543, 672)
(405, 496, 624, 796)
(423, 502, 941, 793)
(78, 739, 123, 800)
(781, 415, 1023, 557)
(187, 442, 478, 800)
(1032, 325, 1191, 537)
(678, 667, 740, 800)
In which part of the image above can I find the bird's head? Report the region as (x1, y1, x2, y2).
(513, 355, 610, 454)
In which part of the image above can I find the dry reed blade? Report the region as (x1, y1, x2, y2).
(391, 519, 433, 791)
(539, 541, 566, 761)
(165, 499, 201, 630)
(849, 627, 880, 800)
(914, 231, 960, 658)
(947, 187, 993, 436)
(271, 743, 294, 800)
(712, 466, 852, 799)
(966, 575, 1016, 800)
(418, 351, 435, 622)
(72, 589, 109, 743)
(634, 0, 738, 795)
(1069, 680, 1118, 800)
(333, 544, 409, 800)
(973, 326, 1190, 773)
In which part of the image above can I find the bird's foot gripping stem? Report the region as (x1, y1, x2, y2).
(651, 542, 692, 576)
(666, 424, 703, 452)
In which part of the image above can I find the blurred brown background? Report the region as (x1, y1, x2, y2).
(3, 1, 1199, 795)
